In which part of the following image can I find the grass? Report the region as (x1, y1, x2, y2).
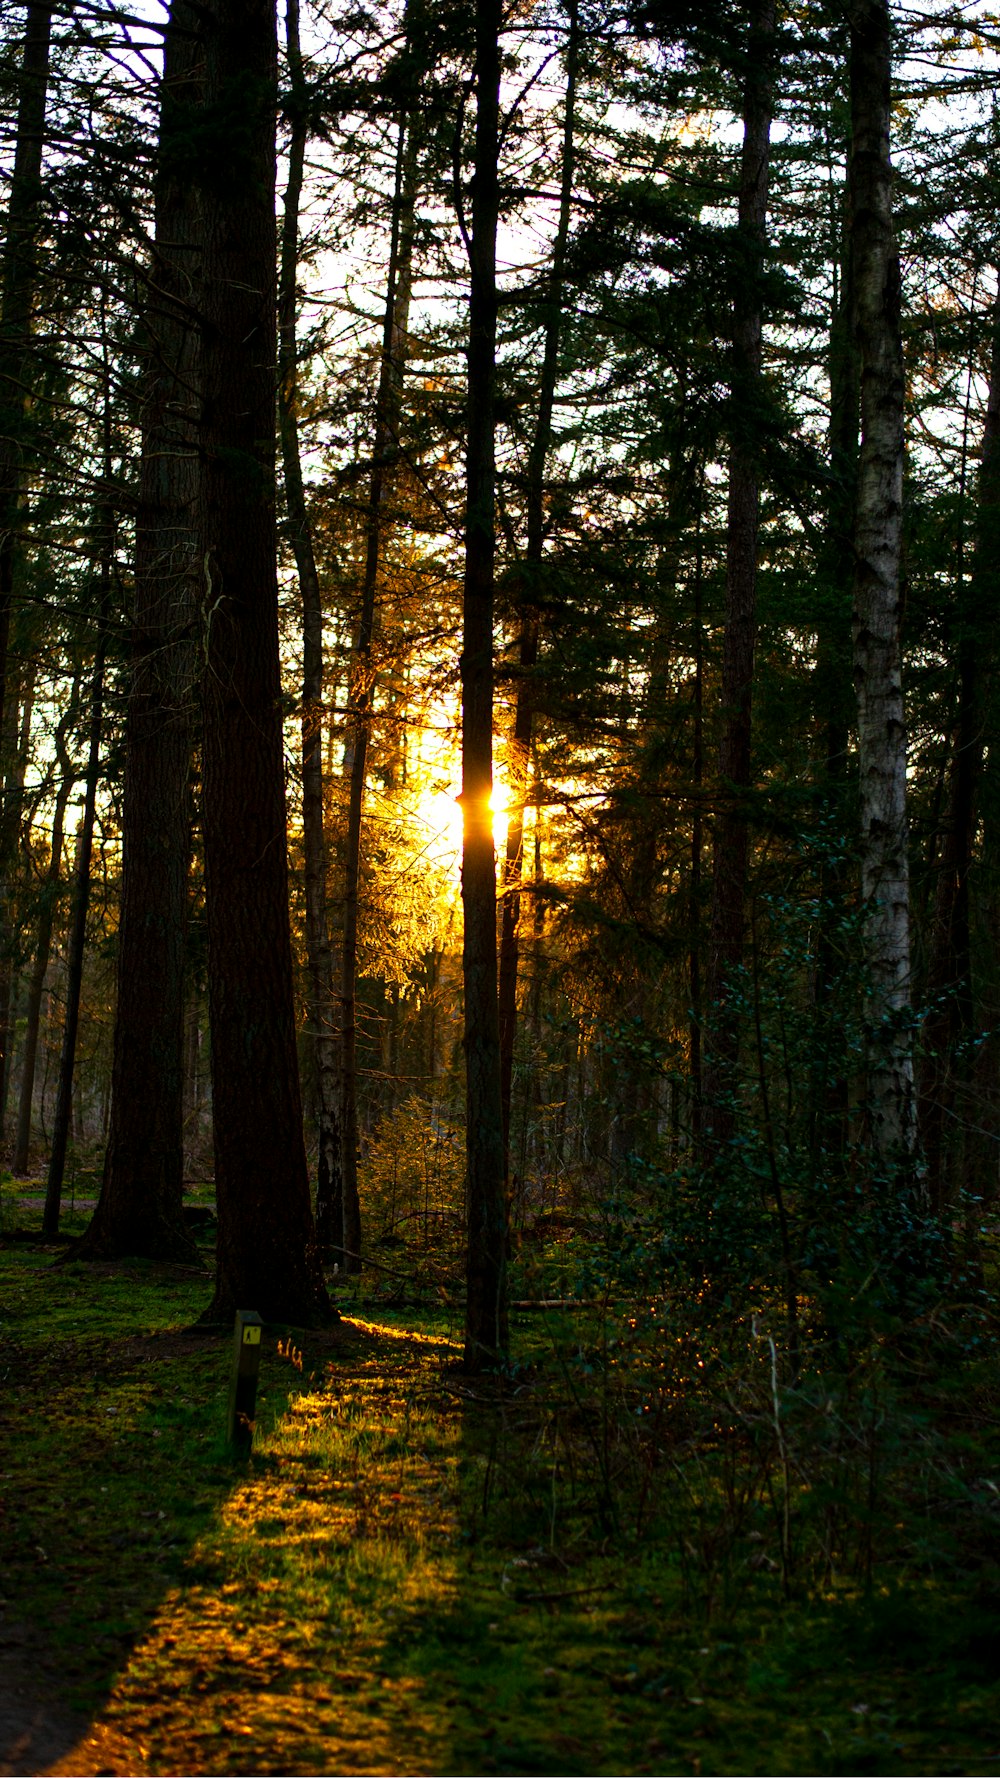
(3, 1204, 1000, 1774)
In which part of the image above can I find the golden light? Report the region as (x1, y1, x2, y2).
(409, 777, 511, 872)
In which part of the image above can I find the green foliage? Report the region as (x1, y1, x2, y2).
(360, 1093, 466, 1278)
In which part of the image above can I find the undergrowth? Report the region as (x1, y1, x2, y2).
(2, 1216, 1000, 1775)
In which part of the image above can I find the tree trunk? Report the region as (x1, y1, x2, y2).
(919, 282, 1000, 1210)
(198, 0, 328, 1324)
(0, 1, 54, 1121)
(80, 0, 202, 1262)
(810, 162, 860, 1176)
(43, 591, 109, 1235)
(498, 0, 578, 1183)
(462, 0, 508, 1371)
(14, 697, 77, 1175)
(702, 0, 776, 1146)
(341, 101, 420, 1275)
(849, 0, 918, 1181)
(278, 0, 344, 1264)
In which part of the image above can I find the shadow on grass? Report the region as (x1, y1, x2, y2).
(0, 1236, 347, 1776)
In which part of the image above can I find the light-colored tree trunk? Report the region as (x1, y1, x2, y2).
(849, 0, 918, 1180)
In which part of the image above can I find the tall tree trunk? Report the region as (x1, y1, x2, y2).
(42, 587, 109, 1235)
(498, 0, 578, 1184)
(919, 282, 1000, 1210)
(278, 0, 343, 1264)
(340, 104, 420, 1275)
(810, 161, 860, 1175)
(80, 0, 202, 1262)
(462, 0, 507, 1371)
(0, 1, 54, 1123)
(14, 696, 77, 1175)
(849, 0, 918, 1182)
(702, 0, 776, 1145)
(199, 0, 328, 1324)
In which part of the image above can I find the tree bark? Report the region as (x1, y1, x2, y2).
(849, 0, 918, 1181)
(702, 0, 776, 1146)
(80, 0, 202, 1261)
(278, 0, 344, 1264)
(0, 1, 54, 1123)
(199, 0, 328, 1324)
(340, 92, 420, 1275)
(498, 0, 578, 1184)
(462, 0, 508, 1370)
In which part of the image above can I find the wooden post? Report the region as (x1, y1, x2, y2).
(227, 1308, 263, 1450)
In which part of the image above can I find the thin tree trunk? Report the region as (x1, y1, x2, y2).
(811, 164, 860, 1174)
(14, 698, 77, 1175)
(498, 0, 578, 1181)
(919, 282, 1000, 1210)
(689, 484, 705, 1140)
(849, 0, 918, 1181)
(278, 0, 343, 1264)
(462, 0, 507, 1371)
(43, 588, 109, 1235)
(341, 104, 420, 1274)
(81, 0, 202, 1261)
(199, 0, 328, 1323)
(0, 1, 54, 1121)
(703, 0, 777, 1145)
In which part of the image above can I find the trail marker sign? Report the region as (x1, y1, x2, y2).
(227, 1308, 263, 1450)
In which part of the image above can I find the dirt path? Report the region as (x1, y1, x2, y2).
(0, 1634, 143, 1777)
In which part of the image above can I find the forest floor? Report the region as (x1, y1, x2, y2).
(3, 1189, 1000, 1776)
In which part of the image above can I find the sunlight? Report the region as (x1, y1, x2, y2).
(410, 778, 511, 868)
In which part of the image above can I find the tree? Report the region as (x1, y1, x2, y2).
(80, 0, 202, 1261)
(0, 1, 54, 1128)
(849, 0, 917, 1185)
(702, 0, 777, 1146)
(277, 0, 344, 1263)
(198, 0, 329, 1323)
(462, 0, 507, 1370)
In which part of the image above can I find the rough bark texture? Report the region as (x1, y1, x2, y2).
(341, 105, 418, 1274)
(80, 0, 202, 1261)
(199, 0, 328, 1324)
(497, 0, 577, 1183)
(278, 0, 343, 1264)
(849, 0, 918, 1179)
(0, 2, 53, 1124)
(702, 0, 776, 1146)
(462, 0, 508, 1371)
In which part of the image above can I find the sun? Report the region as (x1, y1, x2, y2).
(408, 778, 511, 871)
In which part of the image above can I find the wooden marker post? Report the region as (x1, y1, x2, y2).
(228, 1308, 263, 1450)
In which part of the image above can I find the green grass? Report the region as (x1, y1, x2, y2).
(3, 1233, 1000, 1774)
